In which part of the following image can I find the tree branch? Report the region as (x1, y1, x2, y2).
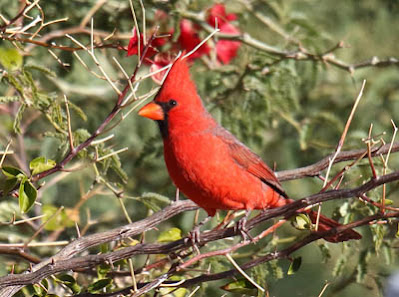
(181, 11, 399, 73)
(1, 170, 399, 295)
(276, 142, 399, 181)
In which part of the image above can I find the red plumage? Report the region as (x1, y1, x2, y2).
(138, 57, 361, 242)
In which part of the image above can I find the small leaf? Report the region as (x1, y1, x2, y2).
(0, 48, 23, 71)
(385, 199, 393, 205)
(87, 278, 112, 293)
(3, 178, 18, 196)
(318, 243, 331, 263)
(29, 156, 56, 175)
(2, 166, 25, 179)
(356, 250, 371, 283)
(221, 279, 258, 295)
(139, 192, 171, 212)
(291, 213, 311, 230)
(55, 274, 81, 294)
(0, 201, 20, 221)
(68, 101, 87, 121)
(287, 257, 302, 275)
(32, 279, 48, 296)
(13, 103, 26, 134)
(25, 64, 56, 77)
(158, 227, 182, 242)
(18, 180, 37, 213)
(269, 260, 284, 279)
(159, 287, 188, 297)
(97, 263, 111, 279)
(0, 96, 19, 103)
(333, 255, 346, 277)
(339, 202, 349, 217)
(42, 205, 75, 231)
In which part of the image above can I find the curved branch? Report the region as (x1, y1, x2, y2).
(276, 142, 399, 181)
(73, 211, 397, 297)
(181, 11, 399, 73)
(1, 170, 398, 295)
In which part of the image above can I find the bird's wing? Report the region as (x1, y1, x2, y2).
(214, 127, 288, 198)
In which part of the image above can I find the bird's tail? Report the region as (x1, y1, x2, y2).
(284, 198, 362, 242)
(307, 210, 362, 242)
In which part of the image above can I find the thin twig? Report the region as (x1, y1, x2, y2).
(316, 80, 366, 230)
(225, 253, 265, 293)
(63, 95, 74, 150)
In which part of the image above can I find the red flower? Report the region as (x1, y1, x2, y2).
(207, 4, 241, 64)
(150, 53, 174, 85)
(126, 4, 241, 67)
(216, 22, 241, 64)
(178, 19, 210, 60)
(126, 29, 168, 62)
(207, 3, 237, 27)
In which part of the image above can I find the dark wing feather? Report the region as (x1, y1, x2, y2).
(214, 127, 288, 198)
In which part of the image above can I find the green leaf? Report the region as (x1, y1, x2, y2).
(13, 103, 26, 134)
(18, 180, 37, 213)
(0, 48, 23, 71)
(87, 278, 112, 293)
(29, 156, 56, 175)
(287, 257, 302, 275)
(139, 192, 171, 212)
(356, 249, 371, 283)
(2, 166, 25, 179)
(0, 96, 19, 103)
(0, 201, 20, 221)
(269, 260, 283, 279)
(42, 205, 75, 231)
(221, 279, 258, 295)
(3, 178, 18, 196)
(68, 101, 87, 121)
(385, 199, 393, 205)
(333, 255, 346, 277)
(158, 227, 182, 242)
(97, 263, 111, 279)
(25, 64, 56, 78)
(55, 274, 81, 294)
(32, 279, 48, 297)
(339, 202, 349, 217)
(291, 213, 311, 230)
(318, 243, 331, 263)
(159, 287, 187, 297)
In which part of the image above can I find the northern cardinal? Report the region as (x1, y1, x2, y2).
(138, 57, 361, 242)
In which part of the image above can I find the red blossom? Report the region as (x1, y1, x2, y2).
(178, 19, 210, 60)
(150, 53, 174, 85)
(216, 22, 241, 64)
(126, 4, 241, 68)
(207, 4, 241, 64)
(207, 3, 237, 27)
(126, 29, 168, 62)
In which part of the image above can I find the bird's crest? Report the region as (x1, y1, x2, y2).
(155, 57, 204, 110)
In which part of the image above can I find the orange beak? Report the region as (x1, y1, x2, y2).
(138, 102, 164, 121)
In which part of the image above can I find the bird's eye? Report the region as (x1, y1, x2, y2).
(168, 99, 177, 107)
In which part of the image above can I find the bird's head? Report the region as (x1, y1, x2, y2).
(138, 56, 208, 137)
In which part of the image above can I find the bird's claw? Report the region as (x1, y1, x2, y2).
(185, 215, 211, 254)
(235, 212, 255, 242)
(186, 226, 201, 254)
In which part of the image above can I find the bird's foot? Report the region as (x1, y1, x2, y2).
(187, 226, 201, 254)
(185, 216, 211, 254)
(234, 210, 254, 242)
(170, 188, 180, 205)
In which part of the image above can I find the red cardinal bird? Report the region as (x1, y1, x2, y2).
(138, 57, 361, 242)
